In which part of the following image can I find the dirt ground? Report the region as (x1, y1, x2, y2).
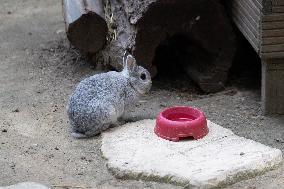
(0, 0, 283, 188)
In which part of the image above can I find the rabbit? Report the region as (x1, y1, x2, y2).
(67, 53, 152, 138)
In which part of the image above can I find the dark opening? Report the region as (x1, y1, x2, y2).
(152, 31, 261, 93)
(153, 34, 190, 77)
(153, 33, 213, 77)
(152, 33, 210, 93)
(228, 30, 261, 90)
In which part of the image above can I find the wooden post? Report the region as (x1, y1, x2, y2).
(261, 59, 284, 114)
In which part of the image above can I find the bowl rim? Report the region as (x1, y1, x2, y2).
(158, 106, 205, 125)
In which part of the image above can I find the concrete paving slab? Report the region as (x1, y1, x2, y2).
(0, 182, 49, 189)
(101, 119, 283, 189)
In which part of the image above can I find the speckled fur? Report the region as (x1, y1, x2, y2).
(67, 55, 152, 138)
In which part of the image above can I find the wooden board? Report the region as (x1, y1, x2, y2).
(261, 0, 284, 57)
(262, 59, 284, 114)
(227, 0, 261, 52)
(228, 0, 284, 58)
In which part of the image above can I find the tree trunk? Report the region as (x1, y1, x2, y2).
(93, 0, 236, 92)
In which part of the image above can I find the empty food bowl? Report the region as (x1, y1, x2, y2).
(155, 106, 209, 142)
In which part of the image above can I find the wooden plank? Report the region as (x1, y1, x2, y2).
(263, 0, 273, 14)
(252, 0, 263, 9)
(232, 14, 260, 51)
(262, 51, 284, 58)
(262, 13, 284, 22)
(261, 59, 284, 114)
(231, 1, 259, 30)
(232, 1, 260, 38)
(271, 0, 284, 6)
(232, 11, 260, 45)
(229, 0, 261, 24)
(272, 6, 284, 13)
(262, 21, 284, 29)
(262, 36, 284, 45)
(245, 0, 262, 16)
(225, 0, 261, 52)
(261, 43, 284, 52)
(241, 0, 261, 23)
(262, 29, 284, 37)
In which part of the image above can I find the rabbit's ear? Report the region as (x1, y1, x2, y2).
(124, 55, 137, 73)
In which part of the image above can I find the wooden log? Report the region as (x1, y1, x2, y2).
(97, 0, 236, 93)
(62, 0, 107, 53)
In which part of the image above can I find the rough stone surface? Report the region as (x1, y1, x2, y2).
(101, 119, 283, 188)
(0, 182, 49, 189)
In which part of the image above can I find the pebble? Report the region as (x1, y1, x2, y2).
(12, 108, 19, 113)
(2, 129, 7, 133)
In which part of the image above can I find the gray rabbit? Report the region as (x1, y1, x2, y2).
(67, 54, 152, 138)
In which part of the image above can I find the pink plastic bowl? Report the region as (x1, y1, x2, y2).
(155, 106, 208, 142)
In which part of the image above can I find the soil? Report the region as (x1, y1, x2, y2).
(0, 0, 283, 189)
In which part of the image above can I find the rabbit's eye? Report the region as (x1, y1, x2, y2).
(140, 73, 146, 80)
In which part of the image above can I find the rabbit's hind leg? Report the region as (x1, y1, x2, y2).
(83, 123, 110, 137)
(71, 125, 104, 139)
(69, 120, 88, 139)
(71, 122, 112, 139)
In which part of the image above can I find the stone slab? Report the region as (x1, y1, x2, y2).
(0, 182, 49, 189)
(101, 119, 283, 188)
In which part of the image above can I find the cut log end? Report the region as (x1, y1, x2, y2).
(62, 0, 108, 53)
(67, 13, 107, 53)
